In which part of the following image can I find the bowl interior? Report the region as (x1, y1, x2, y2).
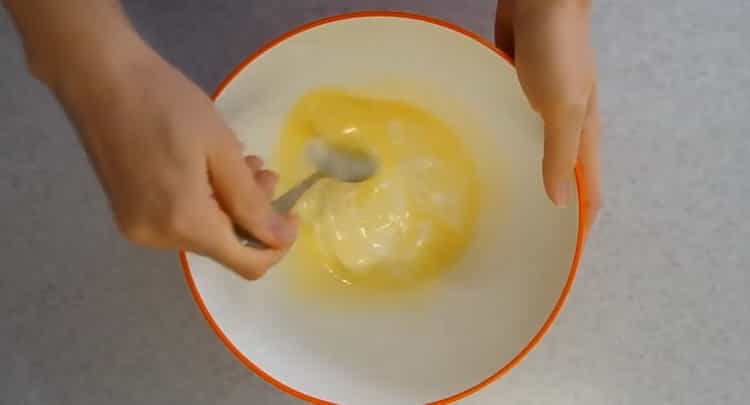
(184, 14, 580, 405)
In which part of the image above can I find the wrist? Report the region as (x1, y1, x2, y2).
(43, 31, 167, 143)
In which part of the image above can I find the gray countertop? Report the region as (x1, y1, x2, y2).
(2, 1, 748, 404)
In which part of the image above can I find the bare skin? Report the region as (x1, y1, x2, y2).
(496, 0, 602, 231)
(3, 0, 600, 279)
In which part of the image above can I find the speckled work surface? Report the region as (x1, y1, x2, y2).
(1, 1, 749, 404)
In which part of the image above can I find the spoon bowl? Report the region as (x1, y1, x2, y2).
(306, 138, 378, 183)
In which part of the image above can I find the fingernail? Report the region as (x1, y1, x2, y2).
(269, 216, 296, 243)
(552, 180, 571, 207)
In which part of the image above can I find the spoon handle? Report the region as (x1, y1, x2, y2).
(235, 172, 324, 249)
(272, 171, 324, 213)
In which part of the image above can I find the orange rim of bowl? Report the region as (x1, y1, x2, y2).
(179, 11, 586, 405)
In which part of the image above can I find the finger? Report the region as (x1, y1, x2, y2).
(181, 200, 287, 280)
(245, 156, 278, 198)
(578, 83, 602, 235)
(209, 136, 296, 248)
(244, 155, 264, 171)
(207, 228, 288, 280)
(243, 156, 277, 198)
(513, 1, 594, 206)
(255, 169, 278, 198)
(514, 2, 594, 104)
(542, 103, 586, 206)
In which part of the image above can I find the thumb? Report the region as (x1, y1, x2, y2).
(541, 103, 586, 206)
(512, 1, 594, 206)
(209, 137, 296, 248)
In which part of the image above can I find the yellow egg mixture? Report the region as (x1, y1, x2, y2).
(274, 88, 479, 296)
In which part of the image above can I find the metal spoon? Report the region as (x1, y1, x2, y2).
(235, 139, 377, 248)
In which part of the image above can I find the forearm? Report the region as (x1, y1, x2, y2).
(3, 0, 151, 88)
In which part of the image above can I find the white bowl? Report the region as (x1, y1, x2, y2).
(181, 12, 584, 405)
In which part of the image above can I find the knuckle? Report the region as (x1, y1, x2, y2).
(552, 100, 589, 119)
(238, 268, 265, 281)
(160, 200, 195, 238)
(227, 258, 269, 281)
(228, 195, 267, 226)
(207, 240, 277, 281)
(235, 254, 282, 281)
(115, 211, 153, 244)
(256, 171, 278, 193)
(245, 155, 264, 169)
(216, 132, 243, 152)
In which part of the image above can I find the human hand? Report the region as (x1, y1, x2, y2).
(496, 0, 601, 232)
(50, 40, 296, 280)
